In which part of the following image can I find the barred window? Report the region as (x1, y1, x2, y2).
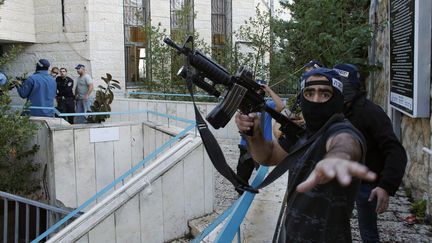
(212, 0, 231, 46)
(170, 0, 194, 32)
(124, 0, 150, 86)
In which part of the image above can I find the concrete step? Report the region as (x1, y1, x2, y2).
(189, 211, 221, 238)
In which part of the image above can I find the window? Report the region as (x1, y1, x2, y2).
(211, 0, 231, 64)
(124, 0, 150, 87)
(170, 0, 194, 35)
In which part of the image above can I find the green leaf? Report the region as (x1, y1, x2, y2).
(111, 83, 121, 90)
(101, 77, 109, 84)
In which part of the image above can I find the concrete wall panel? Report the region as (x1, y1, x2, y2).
(115, 196, 141, 243)
(162, 162, 187, 241)
(139, 177, 164, 243)
(95, 141, 115, 202)
(52, 129, 77, 207)
(88, 214, 116, 243)
(74, 129, 97, 207)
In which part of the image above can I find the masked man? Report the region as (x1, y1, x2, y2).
(235, 68, 376, 242)
(334, 64, 407, 243)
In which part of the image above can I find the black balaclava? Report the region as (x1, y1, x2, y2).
(300, 68, 344, 134)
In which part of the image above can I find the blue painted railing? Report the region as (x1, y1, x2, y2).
(129, 91, 216, 98)
(10, 105, 196, 124)
(192, 166, 269, 242)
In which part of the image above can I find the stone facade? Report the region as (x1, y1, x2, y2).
(0, 0, 125, 91)
(1, 0, 284, 93)
(0, 0, 36, 43)
(371, 0, 432, 215)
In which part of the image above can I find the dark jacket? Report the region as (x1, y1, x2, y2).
(56, 76, 74, 98)
(277, 118, 365, 243)
(345, 95, 407, 195)
(17, 70, 56, 117)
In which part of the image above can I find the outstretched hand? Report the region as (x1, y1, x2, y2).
(296, 158, 376, 193)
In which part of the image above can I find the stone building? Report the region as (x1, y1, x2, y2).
(0, 0, 284, 91)
(370, 0, 432, 216)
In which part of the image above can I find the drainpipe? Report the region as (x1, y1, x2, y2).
(368, 0, 378, 101)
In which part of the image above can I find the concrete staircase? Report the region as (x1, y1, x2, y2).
(171, 138, 288, 242)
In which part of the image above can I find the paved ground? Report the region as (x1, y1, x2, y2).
(214, 138, 432, 243)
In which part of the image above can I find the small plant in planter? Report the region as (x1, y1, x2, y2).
(87, 73, 121, 123)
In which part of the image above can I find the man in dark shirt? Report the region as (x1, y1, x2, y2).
(56, 67, 75, 124)
(334, 63, 407, 243)
(236, 68, 376, 242)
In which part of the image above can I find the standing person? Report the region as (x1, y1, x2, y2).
(56, 68, 75, 124)
(74, 64, 94, 124)
(50, 67, 59, 78)
(235, 68, 376, 242)
(0, 72, 7, 96)
(334, 63, 407, 243)
(16, 59, 56, 117)
(236, 80, 284, 194)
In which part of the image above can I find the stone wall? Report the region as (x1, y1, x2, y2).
(87, 0, 125, 87)
(371, 0, 432, 214)
(49, 121, 178, 209)
(0, 0, 36, 42)
(1, 0, 126, 92)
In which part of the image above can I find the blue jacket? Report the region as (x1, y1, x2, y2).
(17, 70, 57, 117)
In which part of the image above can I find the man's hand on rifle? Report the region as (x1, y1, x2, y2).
(235, 112, 260, 133)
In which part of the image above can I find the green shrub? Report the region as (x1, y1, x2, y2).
(0, 93, 40, 195)
(410, 199, 427, 219)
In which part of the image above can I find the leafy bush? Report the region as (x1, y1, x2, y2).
(272, 0, 372, 92)
(87, 73, 121, 123)
(0, 93, 40, 195)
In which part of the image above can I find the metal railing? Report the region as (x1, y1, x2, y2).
(192, 166, 269, 242)
(0, 191, 81, 243)
(128, 91, 215, 98)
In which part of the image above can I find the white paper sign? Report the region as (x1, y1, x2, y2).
(90, 127, 120, 143)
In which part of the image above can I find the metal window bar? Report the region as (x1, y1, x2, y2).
(0, 191, 81, 243)
(3, 198, 7, 243)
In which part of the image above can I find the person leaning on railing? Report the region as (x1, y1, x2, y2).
(235, 68, 376, 242)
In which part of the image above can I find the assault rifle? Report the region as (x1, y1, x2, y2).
(164, 36, 304, 136)
(164, 36, 304, 193)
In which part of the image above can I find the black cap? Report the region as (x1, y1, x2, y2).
(36, 59, 50, 70)
(75, 64, 85, 70)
